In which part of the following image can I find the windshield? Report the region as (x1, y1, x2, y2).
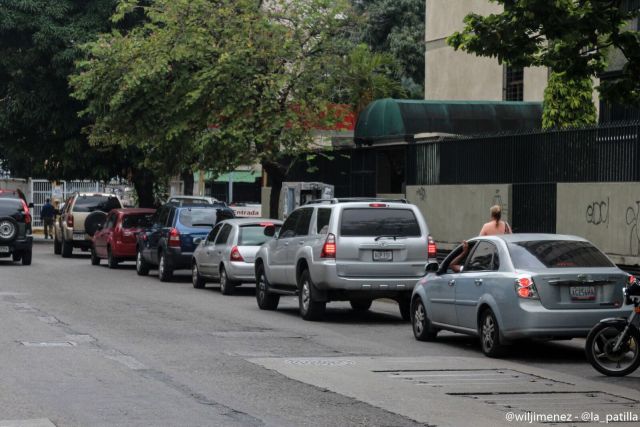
(508, 240, 614, 269)
(178, 208, 217, 228)
(340, 208, 421, 237)
(74, 195, 121, 213)
(238, 224, 282, 246)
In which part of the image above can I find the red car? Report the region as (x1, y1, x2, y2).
(91, 208, 155, 268)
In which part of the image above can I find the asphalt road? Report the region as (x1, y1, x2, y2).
(0, 242, 638, 426)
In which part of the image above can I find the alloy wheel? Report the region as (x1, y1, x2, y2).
(301, 279, 311, 312)
(482, 315, 496, 351)
(414, 303, 425, 336)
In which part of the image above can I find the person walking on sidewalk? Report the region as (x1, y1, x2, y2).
(479, 205, 512, 236)
(41, 198, 55, 239)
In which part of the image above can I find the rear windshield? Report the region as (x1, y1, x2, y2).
(178, 208, 217, 228)
(238, 224, 282, 246)
(122, 213, 154, 229)
(0, 198, 22, 214)
(74, 195, 121, 213)
(508, 240, 614, 269)
(340, 208, 421, 237)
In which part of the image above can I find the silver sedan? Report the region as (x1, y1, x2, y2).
(411, 234, 630, 357)
(191, 218, 282, 295)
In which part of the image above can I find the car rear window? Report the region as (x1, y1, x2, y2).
(0, 198, 22, 214)
(238, 223, 282, 246)
(340, 208, 421, 237)
(178, 208, 217, 228)
(508, 240, 614, 269)
(74, 195, 121, 213)
(122, 213, 154, 229)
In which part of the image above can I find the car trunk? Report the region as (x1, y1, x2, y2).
(236, 246, 260, 263)
(530, 268, 627, 309)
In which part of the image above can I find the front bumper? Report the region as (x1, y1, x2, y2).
(309, 260, 419, 293)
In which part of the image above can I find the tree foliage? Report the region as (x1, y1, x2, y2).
(447, 0, 640, 111)
(543, 72, 597, 129)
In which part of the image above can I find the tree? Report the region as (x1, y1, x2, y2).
(543, 72, 597, 129)
(447, 1, 640, 125)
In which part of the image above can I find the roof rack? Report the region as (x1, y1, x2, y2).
(305, 197, 408, 205)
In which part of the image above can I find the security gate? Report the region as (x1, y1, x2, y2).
(30, 180, 103, 227)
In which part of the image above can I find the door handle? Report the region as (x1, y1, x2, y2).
(448, 280, 455, 287)
(475, 279, 483, 286)
(283, 242, 290, 246)
(298, 241, 305, 245)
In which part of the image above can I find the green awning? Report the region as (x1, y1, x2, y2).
(354, 98, 543, 145)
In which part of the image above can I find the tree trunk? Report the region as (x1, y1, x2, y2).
(132, 169, 156, 208)
(263, 161, 285, 219)
(181, 169, 194, 196)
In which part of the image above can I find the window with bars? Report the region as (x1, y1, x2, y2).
(504, 66, 524, 101)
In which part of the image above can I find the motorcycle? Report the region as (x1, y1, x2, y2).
(585, 277, 640, 376)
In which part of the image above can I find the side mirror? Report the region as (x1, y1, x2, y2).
(425, 262, 439, 273)
(263, 225, 276, 237)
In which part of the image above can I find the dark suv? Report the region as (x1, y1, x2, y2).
(0, 198, 33, 265)
(135, 203, 235, 281)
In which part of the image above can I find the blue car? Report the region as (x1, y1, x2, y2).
(135, 203, 234, 281)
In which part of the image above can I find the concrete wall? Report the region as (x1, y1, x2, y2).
(407, 184, 511, 248)
(557, 183, 640, 265)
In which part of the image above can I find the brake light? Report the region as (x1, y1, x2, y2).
(168, 228, 181, 247)
(369, 203, 387, 208)
(428, 235, 437, 259)
(67, 214, 74, 228)
(515, 276, 539, 299)
(230, 246, 244, 262)
(321, 233, 336, 258)
(259, 222, 274, 227)
(629, 275, 637, 285)
(20, 200, 31, 224)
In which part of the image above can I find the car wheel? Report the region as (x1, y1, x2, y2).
(12, 252, 22, 262)
(398, 297, 411, 322)
(53, 235, 62, 255)
(298, 269, 326, 321)
(61, 236, 73, 258)
(21, 249, 32, 266)
(136, 248, 149, 276)
(412, 298, 438, 341)
(90, 246, 100, 266)
(256, 265, 279, 310)
(349, 299, 372, 312)
(107, 246, 118, 269)
(158, 252, 173, 282)
(219, 266, 235, 295)
(192, 263, 206, 289)
(0, 216, 18, 243)
(480, 309, 506, 358)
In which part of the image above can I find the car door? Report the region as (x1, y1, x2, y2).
(146, 206, 170, 265)
(270, 210, 301, 284)
(211, 223, 233, 278)
(95, 213, 116, 257)
(455, 241, 500, 331)
(282, 208, 313, 285)
(199, 223, 223, 276)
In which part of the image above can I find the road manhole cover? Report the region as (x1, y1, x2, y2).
(378, 369, 570, 387)
(285, 358, 355, 367)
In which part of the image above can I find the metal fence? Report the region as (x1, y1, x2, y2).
(30, 180, 103, 227)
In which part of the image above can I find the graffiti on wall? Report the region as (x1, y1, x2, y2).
(626, 201, 640, 256)
(416, 187, 426, 202)
(586, 198, 610, 226)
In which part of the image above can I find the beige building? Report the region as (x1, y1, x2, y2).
(425, 0, 548, 102)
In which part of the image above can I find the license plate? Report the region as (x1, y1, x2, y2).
(570, 286, 596, 300)
(373, 250, 393, 262)
(0, 246, 9, 253)
(73, 232, 87, 240)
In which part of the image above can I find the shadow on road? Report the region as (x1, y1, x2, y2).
(275, 306, 407, 325)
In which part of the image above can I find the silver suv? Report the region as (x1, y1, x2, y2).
(254, 198, 436, 320)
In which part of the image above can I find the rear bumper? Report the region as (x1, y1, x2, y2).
(501, 300, 630, 340)
(227, 261, 256, 282)
(112, 242, 137, 259)
(0, 237, 33, 256)
(165, 248, 193, 270)
(309, 260, 419, 294)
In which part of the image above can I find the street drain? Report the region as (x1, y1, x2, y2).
(285, 358, 355, 367)
(378, 369, 570, 387)
(19, 341, 77, 347)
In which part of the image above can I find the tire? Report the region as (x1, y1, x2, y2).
(398, 298, 411, 322)
(192, 262, 206, 289)
(219, 266, 235, 295)
(84, 211, 107, 237)
(107, 246, 118, 269)
(411, 298, 438, 341)
(0, 217, 18, 242)
(349, 299, 372, 312)
(136, 248, 150, 276)
(61, 236, 73, 258)
(585, 322, 640, 377)
(54, 236, 62, 255)
(21, 249, 32, 266)
(298, 269, 326, 321)
(90, 246, 100, 265)
(157, 252, 173, 282)
(256, 264, 279, 310)
(12, 252, 22, 262)
(480, 309, 506, 358)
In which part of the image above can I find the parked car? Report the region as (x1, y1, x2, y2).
(411, 234, 631, 357)
(254, 198, 437, 321)
(191, 219, 283, 294)
(91, 208, 155, 268)
(0, 198, 33, 265)
(167, 196, 224, 206)
(136, 203, 235, 281)
(54, 193, 123, 257)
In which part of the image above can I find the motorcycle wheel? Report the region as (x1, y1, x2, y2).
(585, 322, 640, 377)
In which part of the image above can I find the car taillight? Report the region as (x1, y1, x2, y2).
(515, 276, 539, 299)
(321, 233, 336, 258)
(629, 275, 637, 285)
(20, 201, 31, 224)
(66, 214, 74, 228)
(230, 246, 244, 262)
(428, 235, 437, 259)
(168, 228, 181, 247)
